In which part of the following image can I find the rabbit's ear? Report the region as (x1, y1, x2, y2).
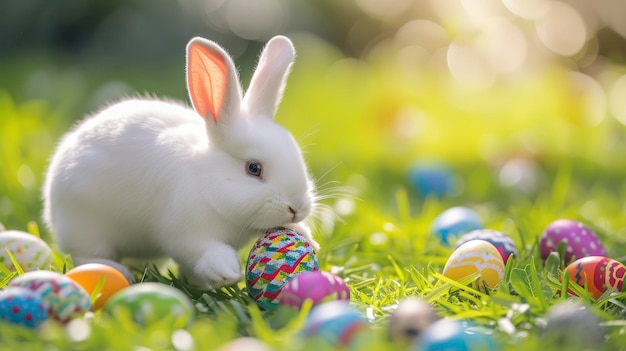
(243, 36, 295, 119)
(186, 37, 242, 123)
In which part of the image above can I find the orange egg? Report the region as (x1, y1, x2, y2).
(565, 256, 626, 300)
(65, 263, 130, 310)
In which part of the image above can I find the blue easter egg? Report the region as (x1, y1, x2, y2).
(431, 206, 483, 245)
(0, 286, 48, 328)
(304, 301, 369, 346)
(407, 161, 455, 198)
(416, 319, 497, 351)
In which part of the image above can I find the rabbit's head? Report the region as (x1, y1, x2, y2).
(186, 36, 313, 233)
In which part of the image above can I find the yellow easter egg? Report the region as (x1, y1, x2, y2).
(443, 239, 505, 291)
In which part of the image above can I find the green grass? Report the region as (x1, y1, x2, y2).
(2, 35, 626, 350)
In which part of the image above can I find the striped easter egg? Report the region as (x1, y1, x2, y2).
(245, 227, 319, 310)
(9, 271, 91, 323)
(443, 240, 505, 291)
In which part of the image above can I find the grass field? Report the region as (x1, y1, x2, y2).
(2, 31, 626, 350)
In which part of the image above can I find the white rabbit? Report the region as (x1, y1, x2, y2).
(43, 35, 317, 289)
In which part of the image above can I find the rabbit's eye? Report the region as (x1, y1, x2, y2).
(246, 161, 263, 178)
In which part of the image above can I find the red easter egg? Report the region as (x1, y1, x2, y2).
(565, 256, 626, 299)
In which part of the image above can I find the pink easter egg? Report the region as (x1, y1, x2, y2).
(540, 219, 606, 263)
(279, 271, 350, 309)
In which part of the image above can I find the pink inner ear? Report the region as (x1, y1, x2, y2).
(187, 43, 227, 122)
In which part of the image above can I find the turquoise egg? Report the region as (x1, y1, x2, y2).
(415, 319, 497, 351)
(431, 206, 483, 245)
(0, 286, 48, 328)
(303, 301, 369, 346)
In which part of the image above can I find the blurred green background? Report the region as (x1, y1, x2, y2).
(3, 0, 626, 237)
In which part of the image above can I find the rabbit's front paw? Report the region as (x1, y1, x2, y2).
(190, 243, 242, 289)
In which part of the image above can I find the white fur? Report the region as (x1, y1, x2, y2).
(43, 36, 316, 289)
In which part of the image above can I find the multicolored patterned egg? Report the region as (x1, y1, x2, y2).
(0, 286, 48, 328)
(103, 282, 194, 328)
(415, 319, 498, 351)
(65, 263, 130, 310)
(0, 231, 53, 272)
(443, 240, 505, 291)
(388, 297, 440, 345)
(565, 256, 626, 299)
(540, 219, 606, 263)
(246, 227, 319, 310)
(431, 207, 483, 245)
(303, 300, 369, 346)
(9, 271, 91, 323)
(456, 229, 517, 264)
(279, 271, 350, 309)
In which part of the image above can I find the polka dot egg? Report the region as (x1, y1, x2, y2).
(443, 240, 505, 291)
(279, 271, 350, 309)
(104, 282, 194, 328)
(246, 227, 319, 310)
(565, 256, 626, 300)
(540, 219, 606, 263)
(0, 286, 48, 328)
(0, 231, 53, 272)
(9, 270, 91, 323)
(456, 229, 517, 264)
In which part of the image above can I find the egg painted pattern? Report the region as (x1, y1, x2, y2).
(456, 229, 517, 264)
(443, 240, 505, 290)
(246, 227, 319, 310)
(0, 231, 53, 272)
(540, 219, 606, 263)
(566, 256, 626, 299)
(9, 271, 91, 323)
(0, 287, 48, 328)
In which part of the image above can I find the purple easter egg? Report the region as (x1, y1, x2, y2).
(456, 229, 518, 264)
(540, 219, 606, 263)
(279, 271, 350, 309)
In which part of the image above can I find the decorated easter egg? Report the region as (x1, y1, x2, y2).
(0, 230, 53, 272)
(407, 160, 455, 198)
(388, 297, 440, 345)
(540, 301, 605, 349)
(246, 227, 319, 310)
(431, 207, 483, 245)
(540, 219, 606, 263)
(456, 229, 517, 264)
(0, 286, 48, 328)
(415, 319, 497, 351)
(9, 271, 91, 323)
(303, 300, 369, 346)
(443, 240, 505, 291)
(104, 282, 194, 327)
(65, 263, 130, 310)
(564, 256, 626, 299)
(279, 271, 350, 309)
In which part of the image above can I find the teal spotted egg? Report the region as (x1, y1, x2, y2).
(0, 231, 53, 272)
(9, 270, 91, 323)
(103, 283, 194, 328)
(246, 227, 319, 310)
